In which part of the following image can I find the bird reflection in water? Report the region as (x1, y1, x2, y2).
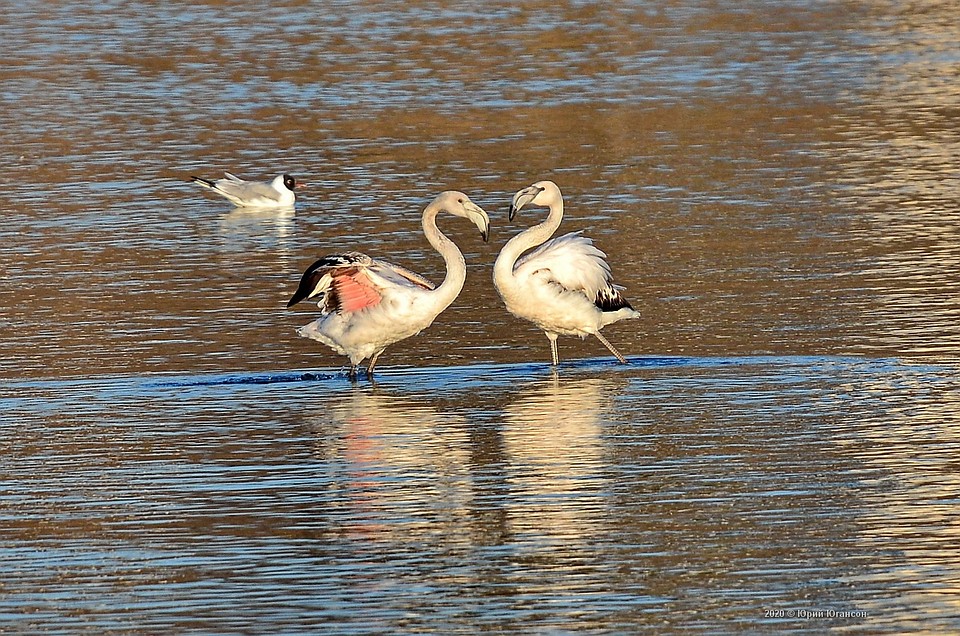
(302, 374, 623, 553)
(499, 374, 622, 547)
(305, 387, 474, 542)
(219, 205, 296, 239)
(217, 206, 297, 264)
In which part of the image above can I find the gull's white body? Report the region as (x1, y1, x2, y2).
(288, 191, 490, 378)
(493, 180, 639, 365)
(191, 172, 298, 208)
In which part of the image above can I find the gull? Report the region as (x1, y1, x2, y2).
(287, 191, 490, 379)
(190, 172, 300, 208)
(493, 180, 639, 366)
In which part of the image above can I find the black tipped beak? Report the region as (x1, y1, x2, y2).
(509, 185, 543, 220)
(481, 228, 490, 243)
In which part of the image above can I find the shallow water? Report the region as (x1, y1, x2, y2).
(5, 357, 960, 632)
(2, 1, 960, 633)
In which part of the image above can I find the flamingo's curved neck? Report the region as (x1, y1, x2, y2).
(422, 205, 467, 313)
(493, 198, 564, 294)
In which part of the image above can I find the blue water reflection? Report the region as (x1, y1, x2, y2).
(4, 0, 960, 632)
(4, 356, 960, 631)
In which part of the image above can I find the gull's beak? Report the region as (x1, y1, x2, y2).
(509, 185, 544, 221)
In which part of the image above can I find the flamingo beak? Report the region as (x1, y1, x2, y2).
(509, 185, 544, 221)
(466, 203, 490, 243)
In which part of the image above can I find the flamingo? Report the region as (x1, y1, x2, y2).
(190, 172, 300, 208)
(493, 180, 639, 366)
(287, 191, 490, 379)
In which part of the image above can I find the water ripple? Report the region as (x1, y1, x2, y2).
(4, 0, 960, 632)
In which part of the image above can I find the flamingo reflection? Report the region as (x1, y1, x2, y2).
(499, 375, 621, 544)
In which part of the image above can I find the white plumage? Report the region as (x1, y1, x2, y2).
(287, 191, 490, 379)
(191, 172, 300, 208)
(493, 180, 640, 365)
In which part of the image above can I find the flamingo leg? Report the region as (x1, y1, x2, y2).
(366, 348, 387, 378)
(347, 365, 360, 380)
(545, 333, 560, 366)
(594, 331, 627, 364)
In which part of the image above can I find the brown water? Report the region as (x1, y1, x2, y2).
(3, 1, 960, 633)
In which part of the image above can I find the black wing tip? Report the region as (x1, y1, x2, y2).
(287, 266, 324, 308)
(288, 254, 360, 308)
(595, 286, 634, 312)
(286, 293, 305, 308)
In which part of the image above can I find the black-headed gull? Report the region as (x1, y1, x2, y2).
(190, 172, 300, 208)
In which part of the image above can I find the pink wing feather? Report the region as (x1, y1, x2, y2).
(287, 251, 434, 314)
(332, 269, 383, 312)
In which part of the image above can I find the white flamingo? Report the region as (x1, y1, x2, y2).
(190, 172, 300, 208)
(287, 191, 490, 378)
(493, 180, 639, 366)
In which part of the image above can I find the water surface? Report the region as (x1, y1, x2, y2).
(2, 1, 960, 633)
